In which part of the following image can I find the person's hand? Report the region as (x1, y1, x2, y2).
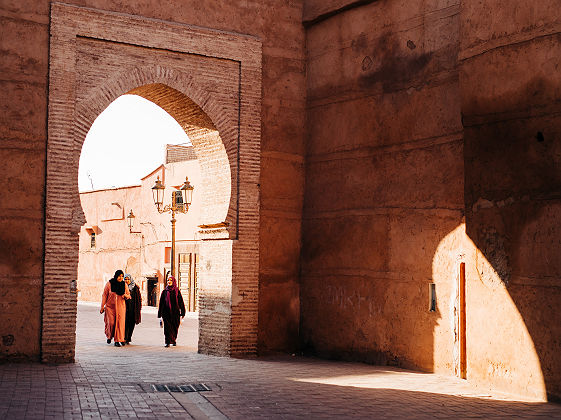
(100, 308, 104, 314)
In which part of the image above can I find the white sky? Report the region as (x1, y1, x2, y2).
(78, 95, 190, 192)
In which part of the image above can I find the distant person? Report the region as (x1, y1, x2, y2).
(100, 270, 130, 347)
(124, 274, 142, 344)
(158, 276, 185, 347)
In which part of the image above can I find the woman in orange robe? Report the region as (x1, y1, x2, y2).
(100, 270, 130, 347)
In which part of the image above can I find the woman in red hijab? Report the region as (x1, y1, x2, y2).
(157, 276, 186, 347)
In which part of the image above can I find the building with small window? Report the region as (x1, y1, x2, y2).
(77, 145, 201, 309)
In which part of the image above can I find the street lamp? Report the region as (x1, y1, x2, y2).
(127, 210, 142, 234)
(151, 176, 194, 279)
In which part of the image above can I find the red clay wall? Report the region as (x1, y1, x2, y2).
(3, 0, 560, 402)
(0, 2, 49, 361)
(302, 0, 463, 368)
(460, 1, 561, 401)
(0, 0, 305, 360)
(301, 0, 560, 401)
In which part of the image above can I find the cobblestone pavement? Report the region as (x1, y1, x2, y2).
(0, 302, 560, 419)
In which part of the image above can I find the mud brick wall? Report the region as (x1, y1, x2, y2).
(301, 0, 561, 401)
(1, 0, 305, 361)
(2, 0, 560, 402)
(460, 0, 561, 401)
(302, 0, 463, 371)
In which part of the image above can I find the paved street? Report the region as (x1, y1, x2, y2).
(0, 302, 560, 419)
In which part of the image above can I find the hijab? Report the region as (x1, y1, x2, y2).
(110, 269, 125, 295)
(164, 276, 179, 312)
(124, 274, 136, 292)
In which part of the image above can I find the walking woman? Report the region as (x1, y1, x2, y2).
(124, 274, 142, 344)
(157, 276, 185, 347)
(100, 270, 130, 347)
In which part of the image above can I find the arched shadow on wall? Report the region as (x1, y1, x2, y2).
(462, 90, 561, 400)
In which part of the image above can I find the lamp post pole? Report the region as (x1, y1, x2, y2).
(151, 176, 194, 282)
(170, 209, 176, 279)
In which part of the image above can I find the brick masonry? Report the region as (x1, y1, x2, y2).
(45, 3, 261, 361)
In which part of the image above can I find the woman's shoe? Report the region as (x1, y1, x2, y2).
(172, 342, 176, 346)
(165, 343, 170, 348)
(107, 339, 111, 344)
(114, 342, 121, 347)
(121, 342, 126, 346)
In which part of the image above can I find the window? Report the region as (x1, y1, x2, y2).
(90, 232, 96, 249)
(164, 247, 171, 264)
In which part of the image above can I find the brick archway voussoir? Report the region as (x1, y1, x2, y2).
(46, 3, 261, 362)
(75, 65, 238, 233)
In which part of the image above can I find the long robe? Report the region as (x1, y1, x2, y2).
(101, 281, 130, 342)
(101, 281, 116, 340)
(158, 287, 186, 345)
(124, 284, 142, 343)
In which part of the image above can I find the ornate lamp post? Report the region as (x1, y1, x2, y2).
(151, 176, 194, 279)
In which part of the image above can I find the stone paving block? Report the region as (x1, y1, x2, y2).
(2, 304, 561, 419)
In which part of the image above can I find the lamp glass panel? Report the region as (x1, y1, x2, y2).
(152, 187, 163, 207)
(184, 188, 193, 205)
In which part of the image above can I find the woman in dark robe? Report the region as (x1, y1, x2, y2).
(124, 274, 142, 344)
(157, 276, 185, 347)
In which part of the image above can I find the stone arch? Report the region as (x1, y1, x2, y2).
(74, 66, 238, 238)
(44, 3, 262, 362)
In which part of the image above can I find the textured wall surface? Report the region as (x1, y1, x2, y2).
(302, 0, 463, 369)
(1, 0, 560, 402)
(460, 0, 561, 401)
(302, 0, 560, 401)
(0, 0, 50, 362)
(0, 0, 304, 361)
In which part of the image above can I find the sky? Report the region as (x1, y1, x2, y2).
(78, 95, 190, 192)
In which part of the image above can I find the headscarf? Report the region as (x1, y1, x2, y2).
(124, 273, 136, 292)
(164, 276, 179, 313)
(110, 269, 125, 295)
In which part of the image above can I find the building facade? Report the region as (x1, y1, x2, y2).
(1, 0, 560, 402)
(78, 149, 202, 309)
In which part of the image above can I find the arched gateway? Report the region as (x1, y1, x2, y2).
(44, 3, 261, 361)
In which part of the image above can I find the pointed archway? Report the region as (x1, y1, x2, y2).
(44, 3, 261, 361)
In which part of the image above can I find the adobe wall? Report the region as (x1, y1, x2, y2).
(302, 0, 560, 401)
(3, 0, 559, 402)
(303, 0, 463, 367)
(78, 160, 202, 305)
(0, 0, 305, 360)
(459, 1, 561, 401)
(0, 2, 49, 361)
(78, 186, 142, 302)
